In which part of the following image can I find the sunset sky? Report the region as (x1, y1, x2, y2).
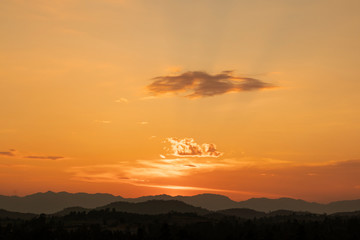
(1, 0, 360, 202)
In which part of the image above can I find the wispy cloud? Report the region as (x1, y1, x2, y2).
(137, 121, 149, 125)
(69, 137, 227, 184)
(0, 149, 65, 161)
(69, 157, 238, 183)
(25, 156, 64, 160)
(114, 98, 128, 103)
(136, 184, 289, 198)
(95, 120, 111, 124)
(147, 71, 275, 98)
(68, 156, 360, 200)
(0, 149, 16, 157)
(130, 183, 255, 194)
(167, 138, 222, 157)
(68, 163, 258, 194)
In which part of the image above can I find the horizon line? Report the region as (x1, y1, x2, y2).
(1, 190, 359, 204)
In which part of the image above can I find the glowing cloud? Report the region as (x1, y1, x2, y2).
(167, 138, 223, 157)
(68, 157, 238, 185)
(147, 71, 275, 98)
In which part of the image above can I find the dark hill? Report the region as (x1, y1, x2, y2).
(237, 197, 323, 213)
(97, 200, 209, 215)
(217, 208, 266, 219)
(0, 191, 123, 214)
(52, 206, 89, 216)
(0, 209, 37, 220)
(127, 193, 238, 210)
(1, 191, 360, 214)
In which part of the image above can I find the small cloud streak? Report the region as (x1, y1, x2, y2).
(167, 138, 222, 158)
(0, 149, 16, 157)
(0, 149, 65, 161)
(114, 98, 128, 103)
(133, 183, 246, 194)
(147, 70, 275, 98)
(95, 120, 111, 124)
(25, 156, 64, 160)
(138, 121, 149, 125)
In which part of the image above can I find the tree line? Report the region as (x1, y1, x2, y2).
(1, 209, 359, 240)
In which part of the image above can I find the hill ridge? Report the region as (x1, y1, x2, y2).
(1, 191, 360, 214)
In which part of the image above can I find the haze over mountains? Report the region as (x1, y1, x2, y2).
(1, 191, 360, 215)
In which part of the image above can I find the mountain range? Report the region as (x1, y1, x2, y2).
(2, 199, 360, 221)
(1, 191, 359, 214)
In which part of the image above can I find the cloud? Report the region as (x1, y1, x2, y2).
(69, 157, 360, 185)
(95, 120, 111, 124)
(0, 149, 66, 161)
(167, 138, 223, 157)
(25, 156, 64, 160)
(129, 183, 249, 194)
(69, 156, 360, 201)
(114, 98, 128, 103)
(137, 121, 149, 125)
(0, 149, 16, 157)
(147, 71, 275, 98)
(69, 162, 248, 194)
(69, 157, 237, 184)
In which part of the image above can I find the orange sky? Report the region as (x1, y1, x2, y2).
(1, 0, 360, 202)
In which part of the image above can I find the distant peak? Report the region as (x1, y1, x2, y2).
(194, 193, 232, 199)
(157, 194, 172, 197)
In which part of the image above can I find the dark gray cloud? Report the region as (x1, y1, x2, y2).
(0, 151, 15, 157)
(147, 71, 275, 98)
(25, 156, 64, 160)
(0, 149, 65, 160)
(0, 149, 16, 157)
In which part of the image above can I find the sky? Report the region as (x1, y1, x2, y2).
(1, 0, 360, 202)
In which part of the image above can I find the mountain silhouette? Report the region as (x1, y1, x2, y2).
(217, 208, 266, 219)
(236, 197, 322, 213)
(0, 209, 37, 220)
(0, 191, 123, 214)
(126, 193, 239, 210)
(1, 191, 360, 214)
(96, 200, 209, 215)
(1, 199, 360, 221)
(52, 206, 89, 216)
(237, 197, 360, 214)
